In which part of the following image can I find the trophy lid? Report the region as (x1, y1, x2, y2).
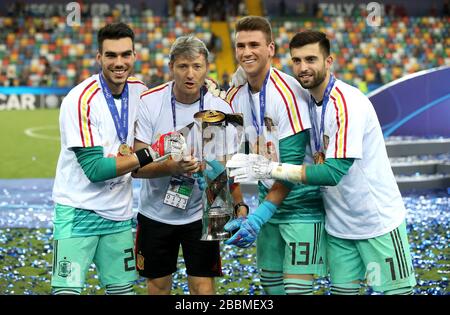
(194, 110, 226, 123)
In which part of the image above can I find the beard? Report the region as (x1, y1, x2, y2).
(297, 68, 327, 90)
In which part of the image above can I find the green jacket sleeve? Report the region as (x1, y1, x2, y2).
(73, 146, 117, 183)
(305, 158, 354, 186)
(278, 131, 309, 189)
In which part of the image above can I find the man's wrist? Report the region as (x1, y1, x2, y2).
(270, 163, 305, 183)
(164, 159, 177, 176)
(134, 147, 154, 167)
(233, 202, 249, 217)
(268, 161, 279, 177)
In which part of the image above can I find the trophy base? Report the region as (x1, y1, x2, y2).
(201, 212, 232, 241)
(201, 231, 231, 241)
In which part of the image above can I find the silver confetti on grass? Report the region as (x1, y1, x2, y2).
(0, 179, 448, 294)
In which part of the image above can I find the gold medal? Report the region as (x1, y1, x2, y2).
(118, 143, 132, 156)
(194, 110, 226, 123)
(313, 151, 325, 164)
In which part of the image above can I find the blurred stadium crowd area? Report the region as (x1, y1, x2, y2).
(1, 14, 216, 88)
(0, 0, 448, 93)
(269, 16, 449, 93)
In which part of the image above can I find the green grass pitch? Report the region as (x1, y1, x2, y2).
(0, 109, 447, 295)
(0, 109, 60, 179)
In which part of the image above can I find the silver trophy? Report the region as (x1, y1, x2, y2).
(194, 110, 244, 241)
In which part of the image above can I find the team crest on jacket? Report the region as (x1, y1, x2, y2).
(323, 135, 330, 151)
(263, 116, 275, 132)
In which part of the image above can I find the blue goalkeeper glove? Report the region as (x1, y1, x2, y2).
(224, 200, 277, 248)
(194, 159, 225, 191)
(193, 172, 206, 191)
(205, 159, 225, 180)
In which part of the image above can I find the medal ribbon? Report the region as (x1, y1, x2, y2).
(309, 74, 336, 153)
(171, 82, 206, 130)
(247, 69, 271, 136)
(99, 72, 129, 145)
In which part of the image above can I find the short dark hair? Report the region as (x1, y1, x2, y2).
(289, 30, 330, 57)
(169, 35, 209, 63)
(235, 16, 273, 44)
(97, 22, 135, 53)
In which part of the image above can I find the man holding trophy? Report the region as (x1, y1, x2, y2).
(223, 16, 327, 295)
(132, 35, 247, 295)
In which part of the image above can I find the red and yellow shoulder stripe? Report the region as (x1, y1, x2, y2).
(78, 79, 100, 147)
(270, 68, 304, 133)
(140, 83, 169, 99)
(224, 85, 243, 108)
(127, 76, 146, 86)
(330, 86, 349, 158)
